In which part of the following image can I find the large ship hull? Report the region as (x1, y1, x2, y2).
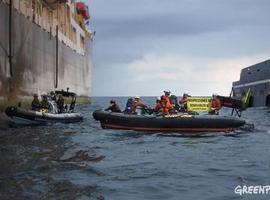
(232, 59, 270, 107)
(0, 1, 92, 108)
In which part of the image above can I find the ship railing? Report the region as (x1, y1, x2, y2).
(2, 0, 86, 55)
(8, 0, 33, 20)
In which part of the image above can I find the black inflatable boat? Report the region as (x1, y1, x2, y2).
(92, 110, 246, 133)
(5, 90, 83, 125)
(5, 106, 83, 124)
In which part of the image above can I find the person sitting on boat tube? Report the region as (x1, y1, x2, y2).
(105, 100, 121, 113)
(154, 97, 162, 113)
(163, 90, 172, 106)
(179, 93, 190, 112)
(131, 96, 148, 115)
(31, 94, 40, 111)
(154, 96, 170, 115)
(160, 95, 173, 115)
(124, 97, 134, 114)
(163, 90, 180, 113)
(56, 94, 65, 113)
(50, 91, 57, 101)
(209, 94, 222, 115)
(169, 95, 180, 111)
(40, 93, 50, 111)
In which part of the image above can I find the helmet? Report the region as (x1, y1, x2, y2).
(110, 99, 115, 104)
(135, 96, 140, 99)
(156, 96, 161, 101)
(164, 90, 171, 96)
(41, 92, 47, 96)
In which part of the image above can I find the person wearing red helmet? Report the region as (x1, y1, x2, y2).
(209, 95, 222, 115)
(159, 95, 172, 115)
(163, 90, 172, 108)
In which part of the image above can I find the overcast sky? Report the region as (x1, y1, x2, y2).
(86, 0, 270, 96)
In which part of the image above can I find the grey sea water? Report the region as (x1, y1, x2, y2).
(0, 97, 270, 200)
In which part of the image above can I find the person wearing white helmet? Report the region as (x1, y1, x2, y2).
(154, 96, 162, 113)
(163, 90, 171, 97)
(131, 96, 147, 114)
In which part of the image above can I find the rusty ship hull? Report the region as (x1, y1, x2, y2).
(0, 0, 92, 108)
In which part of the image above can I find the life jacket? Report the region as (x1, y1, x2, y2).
(161, 96, 172, 109)
(160, 101, 170, 114)
(163, 97, 172, 109)
(155, 99, 171, 114)
(164, 96, 172, 107)
(131, 100, 146, 112)
(211, 98, 222, 110)
(154, 102, 162, 112)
